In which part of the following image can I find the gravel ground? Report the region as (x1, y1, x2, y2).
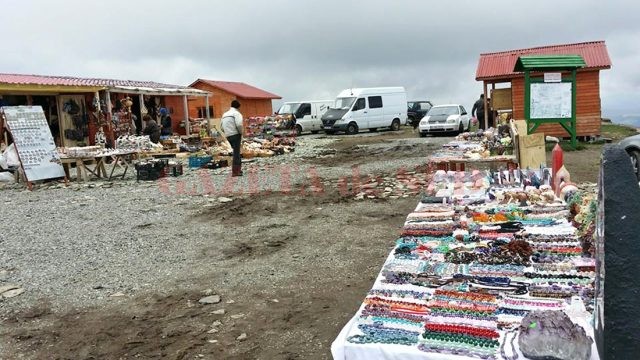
(0, 129, 453, 359)
(0, 130, 449, 312)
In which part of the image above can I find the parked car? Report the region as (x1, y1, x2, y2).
(418, 104, 470, 137)
(407, 100, 433, 127)
(322, 87, 407, 135)
(619, 133, 640, 180)
(276, 100, 332, 135)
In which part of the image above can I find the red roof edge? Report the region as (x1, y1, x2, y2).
(475, 40, 612, 81)
(478, 40, 607, 56)
(189, 79, 281, 99)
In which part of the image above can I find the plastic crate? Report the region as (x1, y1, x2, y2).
(201, 159, 229, 170)
(188, 155, 213, 168)
(166, 163, 183, 177)
(136, 168, 166, 181)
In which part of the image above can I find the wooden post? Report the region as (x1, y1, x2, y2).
(139, 93, 145, 131)
(183, 95, 189, 136)
(57, 95, 66, 148)
(483, 82, 488, 130)
(105, 91, 114, 146)
(491, 83, 496, 126)
(570, 69, 577, 148)
(205, 95, 211, 119)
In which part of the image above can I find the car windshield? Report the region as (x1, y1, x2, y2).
(407, 102, 415, 109)
(334, 97, 356, 110)
(277, 103, 301, 114)
(428, 106, 459, 116)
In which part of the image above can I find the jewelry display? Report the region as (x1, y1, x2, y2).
(342, 169, 596, 360)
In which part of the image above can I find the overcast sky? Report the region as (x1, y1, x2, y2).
(1, 0, 638, 122)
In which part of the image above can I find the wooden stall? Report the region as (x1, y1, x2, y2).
(188, 79, 281, 119)
(475, 41, 612, 138)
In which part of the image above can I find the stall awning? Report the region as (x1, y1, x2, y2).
(0, 73, 210, 97)
(0, 83, 105, 94)
(109, 85, 210, 97)
(514, 55, 586, 72)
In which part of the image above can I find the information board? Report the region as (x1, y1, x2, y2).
(530, 82, 572, 119)
(490, 88, 512, 110)
(1, 106, 66, 182)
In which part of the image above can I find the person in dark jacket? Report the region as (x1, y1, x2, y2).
(472, 94, 485, 130)
(160, 108, 172, 136)
(142, 115, 161, 143)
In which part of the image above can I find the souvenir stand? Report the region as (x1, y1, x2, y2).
(333, 158, 599, 359)
(429, 128, 517, 172)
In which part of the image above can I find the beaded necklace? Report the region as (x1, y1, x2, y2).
(499, 330, 519, 360)
(348, 324, 421, 346)
(367, 289, 431, 300)
(418, 343, 497, 360)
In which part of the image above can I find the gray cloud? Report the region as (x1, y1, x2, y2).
(1, 0, 638, 119)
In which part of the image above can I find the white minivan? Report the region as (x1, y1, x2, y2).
(321, 87, 407, 135)
(276, 100, 332, 135)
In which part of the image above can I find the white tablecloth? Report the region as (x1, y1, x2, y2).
(331, 252, 601, 360)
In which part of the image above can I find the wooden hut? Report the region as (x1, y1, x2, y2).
(475, 41, 612, 137)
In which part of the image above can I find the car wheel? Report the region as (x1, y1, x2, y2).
(369, 128, 378, 132)
(391, 119, 400, 131)
(294, 125, 303, 136)
(346, 122, 358, 135)
(419, 132, 427, 138)
(629, 149, 640, 181)
(311, 130, 319, 134)
(408, 116, 415, 127)
(325, 130, 336, 135)
(458, 122, 464, 134)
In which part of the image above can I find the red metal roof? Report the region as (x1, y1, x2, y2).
(191, 79, 281, 99)
(476, 41, 611, 81)
(0, 73, 189, 89)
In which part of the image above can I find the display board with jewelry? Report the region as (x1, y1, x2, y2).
(332, 171, 598, 360)
(1, 106, 66, 183)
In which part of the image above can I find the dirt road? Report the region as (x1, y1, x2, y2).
(1, 129, 450, 360)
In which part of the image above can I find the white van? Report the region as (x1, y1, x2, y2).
(321, 87, 407, 134)
(276, 100, 333, 135)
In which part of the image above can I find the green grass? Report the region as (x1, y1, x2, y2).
(545, 141, 586, 152)
(601, 123, 638, 141)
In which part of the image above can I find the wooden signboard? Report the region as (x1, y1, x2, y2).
(1, 106, 66, 186)
(510, 119, 546, 169)
(490, 88, 512, 110)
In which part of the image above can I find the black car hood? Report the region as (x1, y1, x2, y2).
(322, 108, 349, 121)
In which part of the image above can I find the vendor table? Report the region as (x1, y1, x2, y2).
(141, 151, 178, 159)
(430, 155, 517, 172)
(103, 151, 138, 181)
(60, 156, 107, 182)
(331, 180, 599, 360)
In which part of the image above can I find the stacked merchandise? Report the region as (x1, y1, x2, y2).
(244, 116, 297, 137)
(116, 135, 163, 152)
(241, 137, 295, 158)
(333, 171, 597, 360)
(58, 146, 140, 158)
(430, 129, 515, 166)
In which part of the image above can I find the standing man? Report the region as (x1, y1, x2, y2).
(221, 100, 244, 177)
(472, 94, 485, 130)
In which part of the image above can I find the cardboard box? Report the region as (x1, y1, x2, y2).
(511, 120, 547, 169)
